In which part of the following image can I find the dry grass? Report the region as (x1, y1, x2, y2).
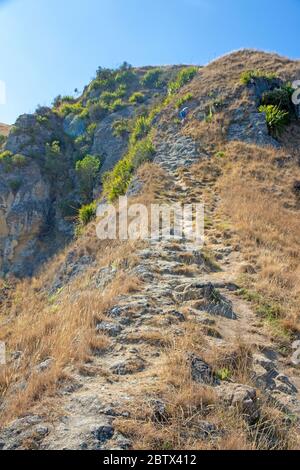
(115, 323, 299, 450)
(0, 270, 141, 423)
(0, 123, 10, 137)
(0, 163, 169, 427)
(217, 142, 300, 335)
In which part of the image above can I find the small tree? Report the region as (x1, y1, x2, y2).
(76, 155, 101, 200)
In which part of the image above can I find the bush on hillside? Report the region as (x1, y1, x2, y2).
(11, 154, 28, 168)
(102, 156, 134, 202)
(129, 92, 146, 104)
(261, 87, 293, 113)
(175, 93, 194, 109)
(59, 101, 87, 117)
(168, 67, 198, 95)
(259, 104, 290, 136)
(75, 154, 101, 200)
(141, 69, 162, 88)
(115, 69, 137, 84)
(78, 201, 97, 225)
(112, 118, 131, 138)
(131, 137, 156, 169)
(87, 122, 97, 136)
(0, 151, 28, 172)
(240, 70, 278, 85)
(103, 136, 155, 202)
(131, 115, 151, 143)
(44, 140, 69, 179)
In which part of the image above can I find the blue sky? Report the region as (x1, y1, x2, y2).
(0, 0, 299, 124)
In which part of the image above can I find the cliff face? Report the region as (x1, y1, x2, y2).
(0, 66, 180, 276)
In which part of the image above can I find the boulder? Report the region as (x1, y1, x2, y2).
(217, 383, 260, 423)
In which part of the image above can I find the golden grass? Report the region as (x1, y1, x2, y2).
(217, 142, 300, 334)
(0, 163, 169, 426)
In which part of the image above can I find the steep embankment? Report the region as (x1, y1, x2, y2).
(0, 50, 300, 450)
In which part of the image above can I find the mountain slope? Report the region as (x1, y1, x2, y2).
(0, 123, 10, 136)
(0, 50, 300, 450)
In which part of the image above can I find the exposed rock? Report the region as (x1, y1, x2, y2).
(91, 424, 114, 442)
(63, 114, 86, 138)
(217, 383, 260, 423)
(189, 354, 218, 385)
(92, 108, 134, 175)
(96, 321, 122, 337)
(150, 399, 168, 423)
(252, 354, 298, 395)
(110, 356, 146, 375)
(6, 110, 63, 158)
(0, 160, 51, 276)
(0, 415, 45, 450)
(35, 358, 54, 373)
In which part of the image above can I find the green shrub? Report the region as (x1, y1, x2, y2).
(205, 105, 214, 123)
(215, 151, 226, 158)
(96, 67, 115, 81)
(240, 70, 278, 85)
(101, 91, 118, 105)
(115, 69, 136, 84)
(87, 122, 97, 136)
(261, 87, 293, 112)
(0, 151, 28, 172)
(141, 69, 162, 88)
(9, 178, 22, 193)
(131, 137, 155, 169)
(59, 101, 87, 117)
(216, 368, 231, 381)
(129, 92, 146, 104)
(0, 150, 13, 160)
(0, 150, 13, 171)
(168, 66, 198, 95)
(109, 98, 125, 112)
(52, 95, 76, 108)
(102, 156, 134, 202)
(112, 118, 131, 138)
(89, 102, 107, 121)
(75, 154, 101, 200)
(0, 135, 6, 146)
(259, 104, 290, 136)
(78, 201, 97, 225)
(36, 115, 49, 125)
(11, 154, 27, 168)
(44, 141, 69, 179)
(103, 136, 155, 202)
(175, 93, 193, 109)
(131, 115, 151, 143)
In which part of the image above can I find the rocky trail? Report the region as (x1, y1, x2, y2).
(1, 126, 300, 451)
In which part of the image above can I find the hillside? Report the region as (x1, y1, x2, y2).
(0, 123, 10, 137)
(0, 50, 300, 450)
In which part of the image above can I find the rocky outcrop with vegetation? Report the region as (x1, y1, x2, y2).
(0, 50, 300, 450)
